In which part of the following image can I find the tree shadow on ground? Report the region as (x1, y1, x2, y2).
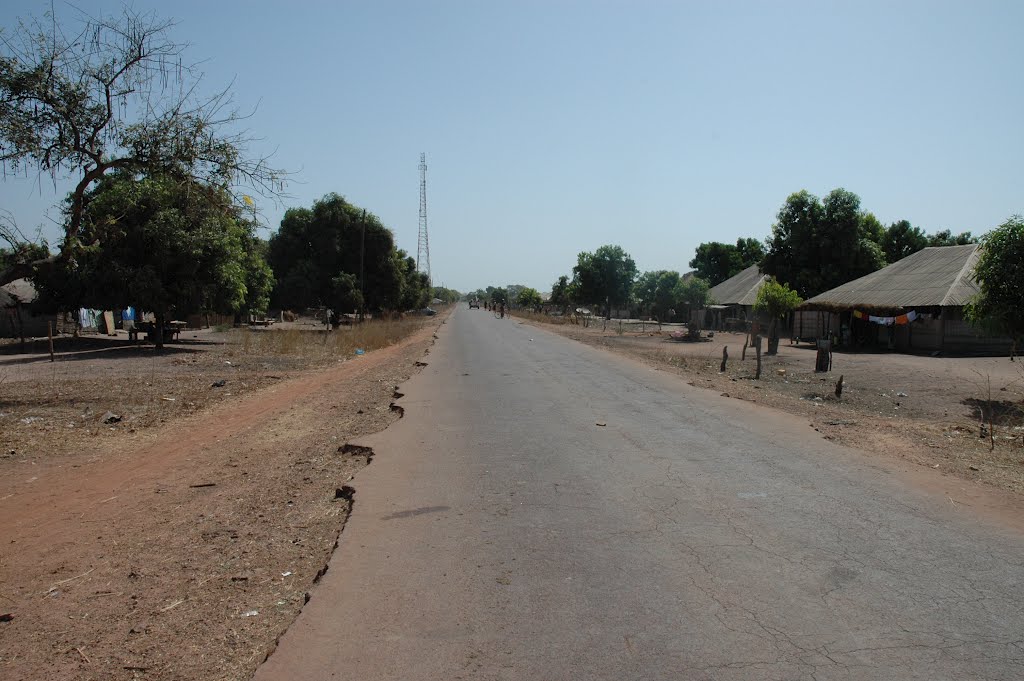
(0, 336, 217, 367)
(961, 398, 1024, 427)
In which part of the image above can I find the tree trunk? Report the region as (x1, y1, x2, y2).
(16, 304, 26, 352)
(767, 319, 780, 355)
(754, 334, 762, 379)
(154, 309, 165, 351)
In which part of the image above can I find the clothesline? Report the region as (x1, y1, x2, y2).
(852, 309, 918, 326)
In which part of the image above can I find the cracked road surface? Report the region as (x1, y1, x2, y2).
(254, 309, 1024, 680)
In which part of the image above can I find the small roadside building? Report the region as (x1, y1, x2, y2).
(706, 264, 768, 330)
(1, 278, 57, 340)
(799, 244, 1010, 355)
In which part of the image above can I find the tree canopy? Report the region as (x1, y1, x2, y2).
(516, 287, 543, 308)
(431, 287, 461, 304)
(676, 276, 711, 311)
(689, 238, 764, 286)
(571, 245, 637, 318)
(549, 275, 572, 309)
(0, 6, 284, 287)
(881, 220, 929, 264)
(965, 215, 1024, 356)
(928, 229, 977, 247)
(36, 172, 266, 346)
(761, 188, 885, 298)
(634, 270, 683, 320)
(268, 194, 415, 314)
(754, 278, 803, 320)
(485, 286, 508, 305)
(753, 278, 803, 354)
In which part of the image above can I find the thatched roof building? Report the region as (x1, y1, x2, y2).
(797, 244, 1008, 355)
(704, 265, 768, 330)
(803, 244, 980, 313)
(708, 264, 768, 307)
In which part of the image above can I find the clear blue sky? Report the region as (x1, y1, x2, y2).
(2, 1, 1021, 293)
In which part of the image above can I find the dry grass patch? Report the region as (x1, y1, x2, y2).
(225, 318, 429, 363)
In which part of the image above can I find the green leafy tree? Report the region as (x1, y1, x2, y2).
(634, 270, 683, 320)
(859, 212, 886, 245)
(1, 241, 50, 274)
(928, 229, 977, 247)
(762, 188, 886, 298)
(268, 194, 403, 314)
(502, 284, 530, 307)
(549, 275, 572, 311)
(0, 7, 284, 288)
(689, 238, 765, 286)
(753, 278, 803, 354)
(330, 272, 363, 317)
(43, 173, 259, 348)
(431, 287, 461, 304)
(571, 245, 637, 319)
(516, 287, 543, 309)
(398, 251, 430, 310)
(676, 276, 711, 319)
(485, 286, 508, 305)
(238, 234, 274, 319)
(881, 220, 929, 264)
(965, 215, 1024, 358)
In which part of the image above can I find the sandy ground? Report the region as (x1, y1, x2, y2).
(2, 306, 1021, 679)
(0, 314, 446, 681)
(516, 314, 1024, 495)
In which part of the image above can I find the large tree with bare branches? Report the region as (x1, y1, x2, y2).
(0, 5, 284, 286)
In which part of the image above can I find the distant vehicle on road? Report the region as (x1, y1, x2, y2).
(468, 300, 480, 309)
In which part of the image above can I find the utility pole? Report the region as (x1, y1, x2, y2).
(417, 153, 432, 290)
(359, 209, 366, 322)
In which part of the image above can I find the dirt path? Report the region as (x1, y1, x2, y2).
(0, 317, 444, 681)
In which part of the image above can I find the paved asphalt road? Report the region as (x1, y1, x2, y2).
(254, 308, 1024, 681)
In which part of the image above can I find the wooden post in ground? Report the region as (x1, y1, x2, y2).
(835, 374, 844, 399)
(754, 335, 762, 379)
(720, 346, 728, 373)
(815, 338, 832, 372)
(742, 333, 749, 361)
(48, 321, 55, 362)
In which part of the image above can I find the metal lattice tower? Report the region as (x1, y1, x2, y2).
(416, 153, 432, 288)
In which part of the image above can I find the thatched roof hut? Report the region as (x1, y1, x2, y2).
(796, 245, 1008, 354)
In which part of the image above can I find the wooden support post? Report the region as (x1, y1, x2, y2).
(720, 346, 728, 373)
(815, 338, 832, 372)
(48, 321, 55, 362)
(754, 335, 762, 379)
(835, 374, 844, 399)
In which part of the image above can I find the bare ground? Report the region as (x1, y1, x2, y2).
(0, 314, 446, 681)
(515, 314, 1024, 496)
